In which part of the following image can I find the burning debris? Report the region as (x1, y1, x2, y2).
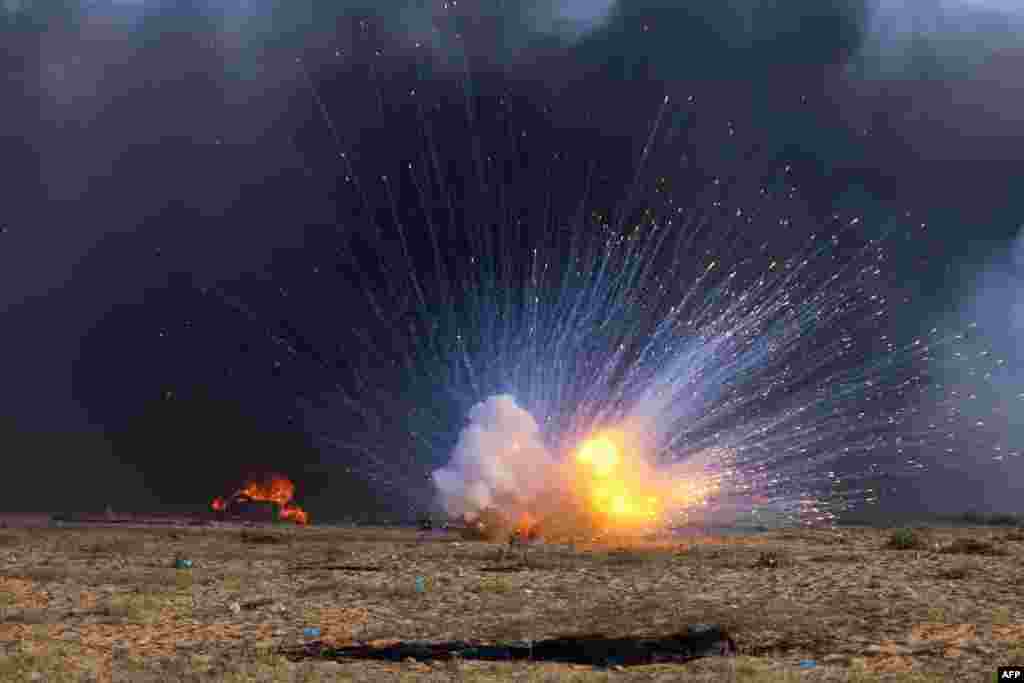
(211, 474, 309, 525)
(459, 507, 516, 541)
(455, 508, 548, 543)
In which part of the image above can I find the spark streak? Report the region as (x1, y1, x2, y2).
(238, 33, 1017, 527)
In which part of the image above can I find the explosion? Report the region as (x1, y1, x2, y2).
(432, 395, 725, 539)
(569, 430, 723, 532)
(210, 473, 309, 525)
(277, 42, 1015, 534)
(572, 432, 659, 527)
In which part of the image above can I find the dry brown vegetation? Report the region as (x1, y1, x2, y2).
(0, 521, 1021, 681)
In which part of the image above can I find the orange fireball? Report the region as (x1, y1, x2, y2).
(209, 473, 309, 525)
(569, 430, 722, 532)
(572, 431, 660, 528)
(238, 474, 295, 507)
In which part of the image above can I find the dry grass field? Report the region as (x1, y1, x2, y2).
(0, 518, 1022, 682)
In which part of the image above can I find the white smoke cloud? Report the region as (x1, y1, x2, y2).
(431, 393, 735, 527)
(431, 394, 557, 520)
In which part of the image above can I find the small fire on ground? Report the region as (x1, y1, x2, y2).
(211, 473, 309, 525)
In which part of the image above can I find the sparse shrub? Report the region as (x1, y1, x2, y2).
(887, 528, 925, 550)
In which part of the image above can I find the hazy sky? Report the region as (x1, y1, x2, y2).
(1, 0, 1021, 517)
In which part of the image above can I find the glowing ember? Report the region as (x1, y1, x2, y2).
(210, 474, 309, 525)
(279, 502, 309, 525)
(514, 511, 538, 538)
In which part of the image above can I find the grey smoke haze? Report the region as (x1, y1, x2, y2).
(917, 226, 1024, 517)
(7, 0, 1018, 230)
(847, 0, 1024, 159)
(8, 1, 1017, 249)
(16, 1, 1023, 112)
(9, 0, 1021, 217)
(2, 0, 1021, 517)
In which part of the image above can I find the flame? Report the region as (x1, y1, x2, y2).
(573, 432, 660, 528)
(209, 474, 309, 525)
(514, 511, 537, 537)
(238, 475, 295, 507)
(279, 502, 309, 525)
(570, 430, 722, 531)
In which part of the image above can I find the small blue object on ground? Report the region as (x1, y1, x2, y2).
(174, 559, 193, 569)
(799, 660, 817, 669)
(303, 627, 321, 639)
(415, 577, 426, 593)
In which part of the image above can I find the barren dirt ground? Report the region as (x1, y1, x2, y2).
(0, 518, 1021, 682)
